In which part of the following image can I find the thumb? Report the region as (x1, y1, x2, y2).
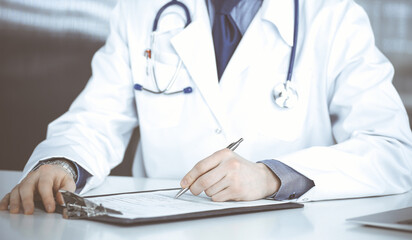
(56, 175, 76, 206)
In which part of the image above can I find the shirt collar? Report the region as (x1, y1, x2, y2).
(261, 0, 296, 46)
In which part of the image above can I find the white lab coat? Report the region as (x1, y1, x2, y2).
(23, 0, 412, 202)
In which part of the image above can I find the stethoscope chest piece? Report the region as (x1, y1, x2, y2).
(272, 81, 299, 109)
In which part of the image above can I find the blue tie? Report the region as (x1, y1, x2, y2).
(212, 0, 242, 80)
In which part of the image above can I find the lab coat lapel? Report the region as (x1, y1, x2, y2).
(171, 1, 232, 135)
(261, 0, 295, 47)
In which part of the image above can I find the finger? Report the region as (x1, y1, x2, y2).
(204, 175, 231, 197)
(0, 193, 11, 210)
(56, 175, 76, 206)
(60, 174, 76, 191)
(37, 177, 56, 213)
(9, 187, 21, 214)
(19, 182, 36, 215)
(211, 186, 239, 202)
(181, 149, 231, 188)
(190, 164, 227, 196)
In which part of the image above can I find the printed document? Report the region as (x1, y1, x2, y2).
(86, 189, 285, 219)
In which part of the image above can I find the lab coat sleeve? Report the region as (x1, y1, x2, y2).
(20, 1, 138, 194)
(277, 1, 412, 202)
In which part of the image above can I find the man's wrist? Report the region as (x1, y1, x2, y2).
(32, 158, 78, 182)
(257, 163, 280, 197)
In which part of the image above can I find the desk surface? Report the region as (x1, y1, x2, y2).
(1, 170, 411, 240)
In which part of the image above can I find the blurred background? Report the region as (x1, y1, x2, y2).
(0, 0, 411, 175)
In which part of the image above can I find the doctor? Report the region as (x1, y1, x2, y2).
(2, 0, 412, 215)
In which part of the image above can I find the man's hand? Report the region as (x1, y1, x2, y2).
(180, 149, 280, 201)
(0, 165, 76, 215)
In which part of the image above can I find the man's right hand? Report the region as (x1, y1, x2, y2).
(0, 164, 76, 215)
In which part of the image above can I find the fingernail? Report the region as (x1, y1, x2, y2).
(181, 179, 187, 187)
(46, 204, 53, 212)
(10, 206, 19, 214)
(24, 209, 33, 215)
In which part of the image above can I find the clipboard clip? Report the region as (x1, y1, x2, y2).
(59, 190, 122, 219)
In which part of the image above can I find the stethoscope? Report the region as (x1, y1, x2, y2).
(134, 0, 300, 109)
(134, 0, 193, 95)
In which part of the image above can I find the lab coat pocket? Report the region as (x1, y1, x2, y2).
(140, 92, 185, 129)
(150, 51, 182, 90)
(135, 53, 190, 129)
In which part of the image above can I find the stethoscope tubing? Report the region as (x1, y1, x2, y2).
(135, 0, 193, 95)
(287, 0, 299, 82)
(136, 0, 299, 108)
(151, 0, 299, 84)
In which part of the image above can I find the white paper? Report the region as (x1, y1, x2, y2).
(86, 189, 285, 219)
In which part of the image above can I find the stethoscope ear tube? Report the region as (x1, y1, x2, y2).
(152, 0, 192, 32)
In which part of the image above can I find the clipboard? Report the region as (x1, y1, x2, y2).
(59, 189, 303, 225)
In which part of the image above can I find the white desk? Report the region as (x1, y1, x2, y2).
(1, 170, 411, 240)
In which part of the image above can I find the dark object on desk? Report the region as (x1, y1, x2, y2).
(398, 219, 412, 225)
(347, 206, 412, 233)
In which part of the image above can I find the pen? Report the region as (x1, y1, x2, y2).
(174, 138, 244, 199)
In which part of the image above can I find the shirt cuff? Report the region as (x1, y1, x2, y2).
(258, 159, 315, 200)
(72, 162, 91, 193)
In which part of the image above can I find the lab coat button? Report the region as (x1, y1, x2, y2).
(288, 192, 296, 199)
(215, 128, 222, 134)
